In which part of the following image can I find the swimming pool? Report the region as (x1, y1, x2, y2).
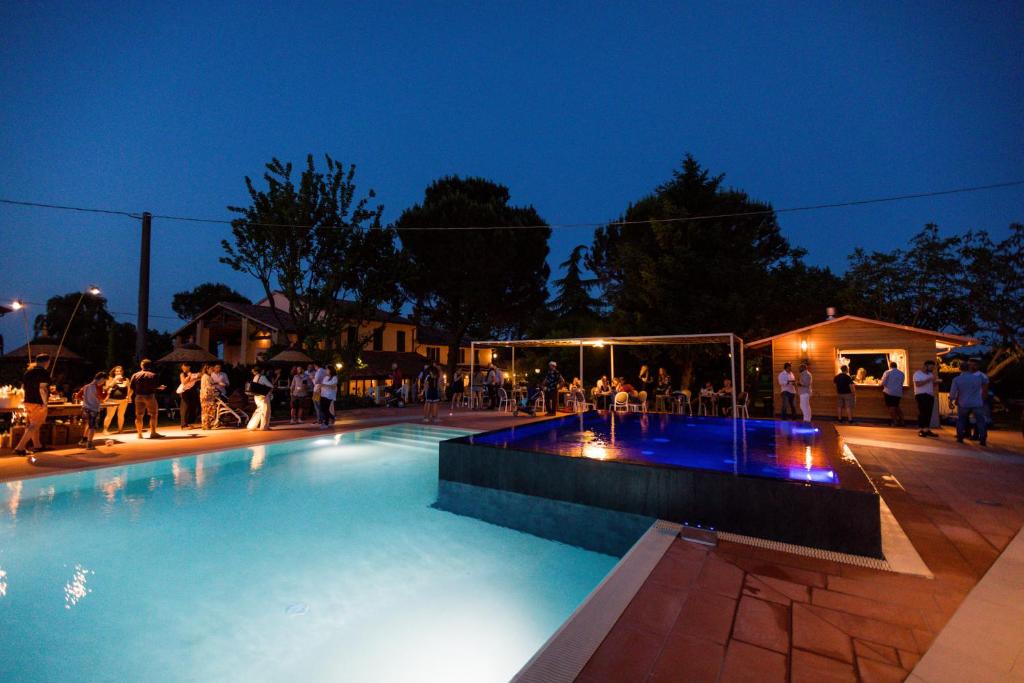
(440, 413, 882, 557)
(0, 425, 626, 682)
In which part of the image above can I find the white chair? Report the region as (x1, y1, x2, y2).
(612, 391, 630, 412)
(637, 390, 648, 413)
(734, 392, 750, 419)
(534, 392, 545, 414)
(674, 390, 692, 415)
(498, 388, 513, 413)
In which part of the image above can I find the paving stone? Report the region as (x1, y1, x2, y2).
(732, 596, 790, 653)
(648, 633, 724, 683)
(805, 603, 918, 653)
(648, 553, 705, 589)
(792, 603, 853, 663)
(617, 579, 688, 636)
(719, 640, 787, 683)
(697, 555, 745, 598)
(577, 624, 663, 683)
(857, 656, 908, 683)
(671, 591, 738, 645)
(791, 648, 858, 683)
(743, 573, 809, 604)
(853, 638, 901, 666)
(898, 649, 921, 670)
(812, 588, 926, 628)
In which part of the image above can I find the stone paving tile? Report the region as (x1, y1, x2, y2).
(812, 587, 927, 628)
(718, 640, 787, 683)
(731, 596, 790, 653)
(576, 623, 662, 683)
(646, 552, 705, 589)
(824, 574, 947, 610)
(898, 649, 921, 670)
(716, 552, 830, 587)
(743, 573, 809, 605)
(853, 638, 902, 666)
(792, 602, 854, 663)
(616, 579, 688, 637)
(791, 648, 858, 682)
(670, 591, 738, 645)
(696, 554, 744, 598)
(857, 656, 909, 682)
(647, 633, 724, 683)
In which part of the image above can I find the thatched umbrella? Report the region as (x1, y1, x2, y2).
(267, 347, 314, 365)
(2, 340, 83, 362)
(156, 343, 220, 365)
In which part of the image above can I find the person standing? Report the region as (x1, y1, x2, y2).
(913, 360, 939, 438)
(778, 362, 797, 420)
(14, 353, 52, 456)
(246, 366, 274, 431)
(76, 372, 108, 450)
(449, 367, 464, 405)
(422, 363, 441, 423)
(833, 364, 856, 424)
(102, 365, 130, 434)
(315, 365, 338, 429)
(541, 361, 564, 416)
(309, 363, 325, 422)
(484, 363, 500, 410)
(200, 364, 219, 430)
(949, 358, 989, 446)
(880, 361, 906, 427)
(797, 362, 813, 422)
(639, 365, 654, 399)
(210, 363, 230, 397)
(289, 365, 310, 423)
(177, 363, 201, 429)
(129, 359, 165, 439)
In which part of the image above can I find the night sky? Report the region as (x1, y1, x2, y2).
(1, 2, 1021, 348)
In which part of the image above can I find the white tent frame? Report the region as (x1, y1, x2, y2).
(470, 333, 745, 414)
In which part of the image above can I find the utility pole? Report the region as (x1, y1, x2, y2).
(136, 212, 152, 361)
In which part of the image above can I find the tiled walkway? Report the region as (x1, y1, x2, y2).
(578, 431, 1024, 682)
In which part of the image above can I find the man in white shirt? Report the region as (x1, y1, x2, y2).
(912, 359, 938, 438)
(797, 362, 813, 422)
(777, 362, 797, 420)
(880, 361, 906, 427)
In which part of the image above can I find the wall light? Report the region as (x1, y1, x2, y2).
(800, 339, 808, 353)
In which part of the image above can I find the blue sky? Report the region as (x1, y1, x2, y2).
(1, 1, 1021, 346)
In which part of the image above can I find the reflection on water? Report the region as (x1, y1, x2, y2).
(472, 412, 839, 485)
(249, 445, 267, 472)
(63, 564, 92, 609)
(0, 567, 7, 598)
(100, 474, 124, 503)
(6, 481, 22, 518)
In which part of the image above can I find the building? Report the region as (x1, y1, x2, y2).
(170, 295, 492, 397)
(746, 315, 975, 422)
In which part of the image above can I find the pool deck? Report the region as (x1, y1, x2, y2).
(576, 424, 1024, 682)
(2, 414, 1022, 681)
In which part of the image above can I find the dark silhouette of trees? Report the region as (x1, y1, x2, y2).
(171, 283, 251, 321)
(395, 176, 551, 375)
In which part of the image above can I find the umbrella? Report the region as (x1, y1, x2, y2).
(267, 348, 314, 365)
(2, 340, 83, 361)
(156, 343, 220, 365)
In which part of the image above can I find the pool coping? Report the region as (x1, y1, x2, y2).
(513, 520, 684, 683)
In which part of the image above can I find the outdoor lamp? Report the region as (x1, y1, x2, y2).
(800, 339, 809, 353)
(11, 299, 31, 358)
(11, 300, 22, 310)
(335, 363, 342, 370)
(88, 285, 101, 296)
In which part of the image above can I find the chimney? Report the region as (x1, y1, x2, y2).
(825, 307, 836, 320)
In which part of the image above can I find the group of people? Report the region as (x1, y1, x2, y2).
(174, 362, 231, 430)
(778, 357, 990, 444)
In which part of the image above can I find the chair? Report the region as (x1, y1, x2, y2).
(533, 392, 545, 414)
(216, 392, 249, 427)
(497, 388, 513, 413)
(674, 390, 692, 415)
(612, 391, 630, 412)
(636, 390, 648, 413)
(734, 392, 750, 419)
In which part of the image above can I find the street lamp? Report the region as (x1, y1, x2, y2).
(52, 285, 101, 369)
(10, 299, 31, 359)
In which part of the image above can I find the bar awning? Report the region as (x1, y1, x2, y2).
(476, 333, 738, 347)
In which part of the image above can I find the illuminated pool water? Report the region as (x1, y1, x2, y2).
(468, 412, 838, 484)
(0, 426, 622, 682)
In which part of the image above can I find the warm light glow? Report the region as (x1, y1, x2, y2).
(10, 300, 22, 311)
(591, 340, 605, 347)
(804, 446, 813, 471)
(800, 339, 808, 352)
(87, 285, 101, 296)
(582, 443, 610, 460)
(534, 368, 540, 374)
(335, 363, 343, 370)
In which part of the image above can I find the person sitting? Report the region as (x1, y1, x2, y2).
(698, 381, 716, 415)
(717, 378, 735, 415)
(655, 368, 672, 410)
(568, 377, 586, 410)
(513, 384, 544, 417)
(593, 375, 612, 409)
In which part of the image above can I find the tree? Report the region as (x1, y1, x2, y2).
(221, 155, 404, 360)
(34, 292, 116, 368)
(959, 224, 1024, 380)
(546, 245, 604, 337)
(840, 224, 968, 332)
(172, 282, 251, 320)
(395, 176, 551, 375)
(587, 154, 832, 340)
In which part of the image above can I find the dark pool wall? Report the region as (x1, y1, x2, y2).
(438, 441, 883, 558)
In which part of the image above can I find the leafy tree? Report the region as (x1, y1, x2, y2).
(546, 245, 604, 337)
(395, 176, 551, 375)
(959, 224, 1024, 380)
(34, 292, 116, 368)
(587, 154, 833, 339)
(840, 224, 968, 332)
(221, 155, 404, 361)
(172, 282, 251, 320)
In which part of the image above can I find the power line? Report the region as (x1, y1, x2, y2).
(2, 179, 1022, 231)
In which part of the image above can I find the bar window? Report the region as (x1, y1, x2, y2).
(837, 349, 908, 386)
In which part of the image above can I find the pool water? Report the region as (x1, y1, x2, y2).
(0, 425, 622, 682)
(468, 412, 838, 485)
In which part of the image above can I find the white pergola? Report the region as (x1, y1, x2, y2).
(470, 333, 745, 412)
